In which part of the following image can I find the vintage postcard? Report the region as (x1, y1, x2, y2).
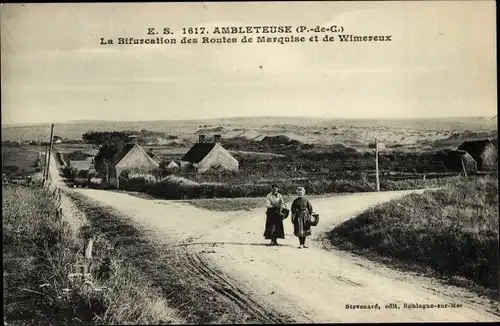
(1, 1, 498, 325)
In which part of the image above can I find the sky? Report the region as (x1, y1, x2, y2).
(1, 1, 497, 124)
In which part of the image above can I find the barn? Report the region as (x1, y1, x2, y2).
(180, 134, 238, 173)
(108, 143, 160, 187)
(457, 139, 497, 171)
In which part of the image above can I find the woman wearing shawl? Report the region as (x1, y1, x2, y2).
(263, 184, 286, 246)
(291, 187, 314, 249)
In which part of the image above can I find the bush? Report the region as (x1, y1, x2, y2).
(147, 178, 272, 199)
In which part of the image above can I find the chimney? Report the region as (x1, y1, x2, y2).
(214, 134, 222, 143)
(199, 135, 206, 143)
(128, 135, 139, 144)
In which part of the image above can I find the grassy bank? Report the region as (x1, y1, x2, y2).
(3, 184, 182, 325)
(3, 184, 99, 325)
(327, 175, 499, 293)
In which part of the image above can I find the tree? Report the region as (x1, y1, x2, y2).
(82, 131, 133, 146)
(94, 141, 126, 178)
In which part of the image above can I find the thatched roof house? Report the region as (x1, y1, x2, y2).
(457, 139, 497, 171)
(444, 150, 478, 174)
(180, 134, 238, 173)
(106, 143, 160, 188)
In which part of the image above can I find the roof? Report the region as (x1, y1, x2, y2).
(181, 143, 216, 163)
(70, 160, 93, 171)
(112, 143, 136, 165)
(167, 160, 179, 168)
(458, 139, 494, 152)
(147, 151, 163, 164)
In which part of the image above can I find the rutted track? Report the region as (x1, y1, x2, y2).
(172, 241, 288, 323)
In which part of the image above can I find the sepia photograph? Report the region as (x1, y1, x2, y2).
(1, 1, 498, 324)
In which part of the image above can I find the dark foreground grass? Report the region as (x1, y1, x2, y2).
(328, 175, 499, 296)
(3, 184, 101, 325)
(66, 191, 293, 324)
(3, 184, 183, 325)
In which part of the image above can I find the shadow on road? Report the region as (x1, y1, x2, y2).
(170, 241, 295, 248)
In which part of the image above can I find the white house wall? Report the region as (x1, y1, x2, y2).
(198, 144, 239, 173)
(115, 145, 160, 178)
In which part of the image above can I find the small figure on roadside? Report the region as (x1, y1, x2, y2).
(263, 184, 287, 246)
(291, 187, 314, 249)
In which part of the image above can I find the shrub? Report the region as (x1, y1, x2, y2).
(119, 173, 157, 192)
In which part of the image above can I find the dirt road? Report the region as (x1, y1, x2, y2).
(68, 183, 499, 323)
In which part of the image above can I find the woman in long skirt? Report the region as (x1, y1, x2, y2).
(263, 184, 286, 246)
(291, 187, 314, 249)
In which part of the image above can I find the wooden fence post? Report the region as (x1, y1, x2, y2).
(461, 156, 468, 178)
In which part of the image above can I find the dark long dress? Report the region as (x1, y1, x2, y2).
(291, 197, 313, 237)
(263, 207, 285, 239)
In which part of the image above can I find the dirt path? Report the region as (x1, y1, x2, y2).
(71, 187, 499, 323)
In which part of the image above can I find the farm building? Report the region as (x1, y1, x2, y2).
(53, 136, 63, 144)
(180, 134, 239, 173)
(107, 143, 160, 188)
(444, 150, 478, 174)
(457, 139, 497, 171)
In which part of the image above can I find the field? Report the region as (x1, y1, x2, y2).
(2, 144, 46, 179)
(327, 174, 499, 294)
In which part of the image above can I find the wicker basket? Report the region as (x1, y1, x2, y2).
(309, 213, 320, 226)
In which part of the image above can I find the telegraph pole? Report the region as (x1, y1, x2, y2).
(45, 124, 55, 180)
(375, 138, 380, 192)
(43, 145, 49, 181)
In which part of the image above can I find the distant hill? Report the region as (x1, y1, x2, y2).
(1, 116, 496, 144)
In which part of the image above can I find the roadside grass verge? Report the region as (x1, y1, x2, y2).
(65, 191, 293, 324)
(2, 184, 183, 325)
(3, 184, 101, 325)
(327, 175, 499, 298)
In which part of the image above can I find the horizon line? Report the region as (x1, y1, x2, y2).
(2, 114, 497, 127)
